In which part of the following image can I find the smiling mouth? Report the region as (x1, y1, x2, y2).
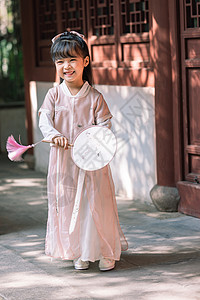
(64, 71, 75, 76)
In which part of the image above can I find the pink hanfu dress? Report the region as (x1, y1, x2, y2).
(39, 81, 128, 262)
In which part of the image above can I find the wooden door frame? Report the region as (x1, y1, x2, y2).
(179, 0, 200, 183)
(177, 0, 200, 218)
(168, 0, 183, 184)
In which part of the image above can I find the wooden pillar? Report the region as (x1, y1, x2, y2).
(150, 0, 175, 187)
(20, 0, 35, 148)
(149, 0, 180, 212)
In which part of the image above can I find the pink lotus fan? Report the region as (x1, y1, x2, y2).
(6, 135, 35, 161)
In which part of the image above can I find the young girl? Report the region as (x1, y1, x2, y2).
(39, 31, 128, 271)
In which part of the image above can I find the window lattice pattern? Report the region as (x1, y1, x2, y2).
(90, 0, 114, 36)
(185, 0, 200, 28)
(60, 0, 84, 33)
(37, 0, 57, 40)
(120, 0, 149, 34)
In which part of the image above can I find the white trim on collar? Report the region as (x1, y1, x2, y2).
(61, 81, 90, 98)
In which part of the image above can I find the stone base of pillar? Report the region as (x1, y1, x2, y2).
(150, 184, 180, 212)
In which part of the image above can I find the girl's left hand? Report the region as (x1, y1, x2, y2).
(52, 136, 69, 149)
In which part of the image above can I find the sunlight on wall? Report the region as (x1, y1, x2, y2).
(96, 85, 156, 202)
(30, 81, 55, 173)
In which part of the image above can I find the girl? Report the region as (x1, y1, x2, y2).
(39, 31, 128, 271)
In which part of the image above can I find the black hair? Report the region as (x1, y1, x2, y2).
(51, 32, 93, 86)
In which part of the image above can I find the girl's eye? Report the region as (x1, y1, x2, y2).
(70, 59, 76, 62)
(56, 60, 63, 64)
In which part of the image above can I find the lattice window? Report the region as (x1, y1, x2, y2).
(90, 0, 114, 36)
(185, 0, 200, 28)
(60, 0, 84, 33)
(36, 0, 57, 40)
(120, 0, 149, 34)
(33, 0, 150, 71)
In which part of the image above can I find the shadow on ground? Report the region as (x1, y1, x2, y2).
(0, 154, 47, 235)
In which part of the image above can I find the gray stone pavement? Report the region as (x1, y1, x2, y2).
(0, 153, 200, 300)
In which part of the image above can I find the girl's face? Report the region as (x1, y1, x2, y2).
(55, 53, 89, 86)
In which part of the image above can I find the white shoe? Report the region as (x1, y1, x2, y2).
(99, 258, 115, 271)
(73, 258, 89, 270)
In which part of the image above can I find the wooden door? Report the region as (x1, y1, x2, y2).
(178, 0, 200, 217)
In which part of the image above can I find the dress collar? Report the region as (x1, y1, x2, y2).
(61, 81, 90, 98)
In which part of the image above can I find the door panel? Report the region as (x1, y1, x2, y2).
(178, 0, 200, 217)
(181, 0, 200, 182)
(188, 69, 200, 147)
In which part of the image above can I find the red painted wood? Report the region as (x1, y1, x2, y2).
(177, 0, 200, 218)
(20, 0, 35, 149)
(21, 0, 152, 87)
(92, 68, 154, 87)
(178, 181, 200, 218)
(179, 0, 200, 183)
(150, 0, 175, 186)
(168, 0, 183, 184)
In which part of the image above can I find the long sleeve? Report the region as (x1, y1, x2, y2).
(95, 94, 112, 125)
(38, 87, 63, 142)
(39, 111, 63, 142)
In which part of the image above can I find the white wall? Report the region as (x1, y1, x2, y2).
(30, 81, 55, 173)
(95, 85, 156, 202)
(31, 81, 156, 203)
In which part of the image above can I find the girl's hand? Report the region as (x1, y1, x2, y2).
(52, 136, 69, 149)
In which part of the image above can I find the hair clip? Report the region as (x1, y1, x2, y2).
(52, 31, 85, 43)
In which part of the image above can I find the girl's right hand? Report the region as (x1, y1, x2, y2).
(52, 136, 68, 149)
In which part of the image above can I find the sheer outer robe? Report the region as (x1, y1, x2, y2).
(39, 81, 128, 260)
